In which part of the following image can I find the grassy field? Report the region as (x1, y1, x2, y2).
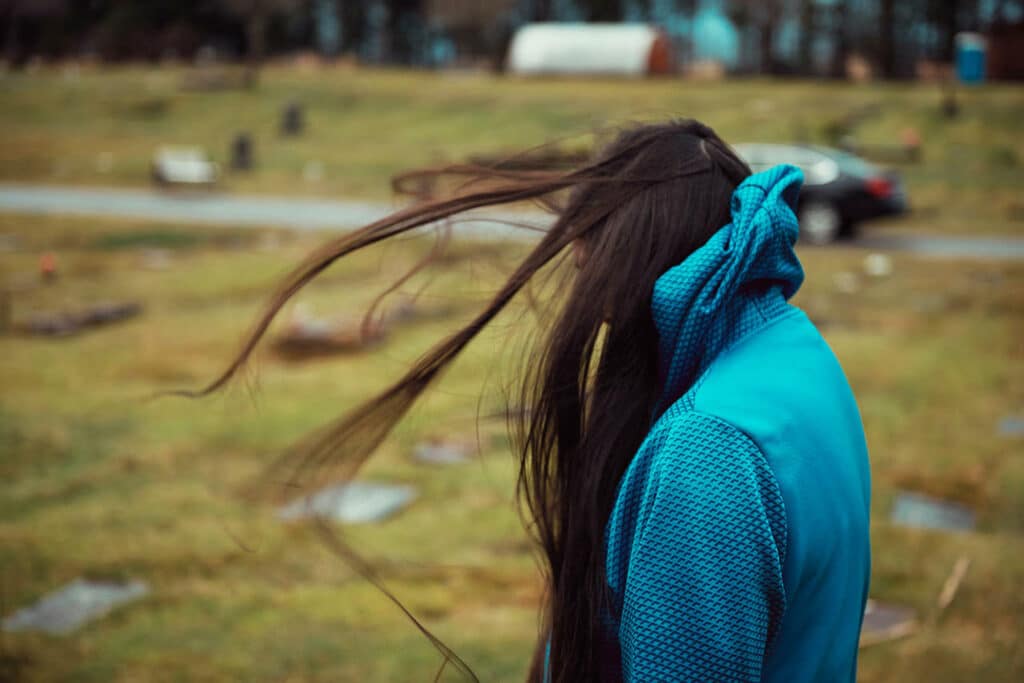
(0, 210, 1022, 682)
(1, 65, 1023, 236)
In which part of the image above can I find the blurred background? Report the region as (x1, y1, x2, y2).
(0, 1, 1022, 681)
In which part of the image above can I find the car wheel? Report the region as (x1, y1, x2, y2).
(798, 201, 842, 245)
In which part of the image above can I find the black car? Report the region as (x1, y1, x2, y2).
(732, 143, 908, 244)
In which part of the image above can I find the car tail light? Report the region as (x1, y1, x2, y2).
(865, 176, 892, 199)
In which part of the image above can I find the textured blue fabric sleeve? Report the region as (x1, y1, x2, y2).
(617, 411, 788, 682)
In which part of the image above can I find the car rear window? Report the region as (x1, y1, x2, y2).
(733, 144, 839, 184)
(812, 147, 881, 178)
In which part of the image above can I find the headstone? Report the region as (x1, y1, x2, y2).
(61, 63, 81, 83)
(911, 294, 948, 314)
(2, 579, 149, 635)
(141, 248, 173, 271)
(52, 159, 70, 178)
(281, 101, 305, 137)
(24, 312, 78, 337)
(78, 302, 142, 327)
(901, 128, 922, 163)
(230, 132, 254, 171)
(0, 234, 19, 253)
(942, 89, 959, 119)
(302, 160, 325, 183)
(998, 416, 1024, 438)
(151, 147, 218, 187)
(23, 302, 142, 337)
(277, 482, 416, 524)
(833, 271, 860, 294)
(891, 491, 976, 533)
(413, 441, 471, 465)
(39, 252, 57, 282)
(0, 290, 11, 334)
(273, 306, 390, 360)
(863, 253, 893, 278)
(859, 599, 917, 647)
(258, 232, 282, 252)
(95, 152, 114, 174)
(195, 45, 218, 67)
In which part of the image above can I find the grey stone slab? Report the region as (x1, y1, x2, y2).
(0, 233, 20, 253)
(891, 491, 976, 533)
(998, 416, 1024, 438)
(277, 482, 417, 524)
(413, 441, 471, 465)
(152, 147, 218, 186)
(860, 600, 917, 646)
(863, 253, 893, 277)
(2, 579, 149, 635)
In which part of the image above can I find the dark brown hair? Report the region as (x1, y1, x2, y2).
(190, 119, 750, 682)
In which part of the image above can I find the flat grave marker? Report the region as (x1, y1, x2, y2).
(3, 579, 149, 636)
(277, 482, 417, 524)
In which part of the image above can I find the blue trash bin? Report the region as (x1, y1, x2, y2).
(955, 32, 987, 84)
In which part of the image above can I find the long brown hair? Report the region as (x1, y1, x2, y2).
(189, 119, 750, 682)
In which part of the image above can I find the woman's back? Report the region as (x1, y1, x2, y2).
(202, 122, 871, 682)
(605, 165, 871, 681)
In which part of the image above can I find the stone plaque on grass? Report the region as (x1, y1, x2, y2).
(891, 491, 976, 533)
(2, 579, 149, 635)
(277, 482, 416, 524)
(413, 441, 472, 466)
(998, 416, 1024, 438)
(860, 600, 917, 647)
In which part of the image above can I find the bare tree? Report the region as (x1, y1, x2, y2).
(829, 0, 849, 78)
(1, 0, 67, 66)
(879, 0, 895, 77)
(219, 0, 302, 83)
(530, 0, 553, 21)
(581, 0, 623, 22)
(797, 0, 815, 75)
(337, 0, 368, 55)
(991, 0, 1020, 21)
(725, 1, 753, 71)
(936, 0, 961, 61)
(727, 0, 784, 74)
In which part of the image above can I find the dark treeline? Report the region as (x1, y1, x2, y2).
(2, 0, 1022, 78)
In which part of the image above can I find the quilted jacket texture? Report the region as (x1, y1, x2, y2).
(601, 164, 872, 682)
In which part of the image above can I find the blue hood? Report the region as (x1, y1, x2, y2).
(652, 164, 805, 407)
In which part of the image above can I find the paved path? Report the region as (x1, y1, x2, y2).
(1, 183, 1022, 260)
(0, 183, 546, 238)
(851, 233, 1024, 260)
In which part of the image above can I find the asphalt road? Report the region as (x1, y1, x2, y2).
(1, 183, 1022, 261)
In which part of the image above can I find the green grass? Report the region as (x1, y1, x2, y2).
(1, 66, 1023, 236)
(0, 208, 1022, 682)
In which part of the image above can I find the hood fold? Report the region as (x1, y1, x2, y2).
(652, 164, 806, 407)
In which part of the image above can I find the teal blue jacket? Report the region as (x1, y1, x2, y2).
(603, 165, 872, 681)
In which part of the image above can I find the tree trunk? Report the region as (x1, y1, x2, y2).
(585, 0, 622, 22)
(992, 0, 1010, 22)
(245, 10, 267, 86)
(830, 0, 849, 78)
(797, 0, 815, 75)
(5, 7, 21, 67)
(339, 0, 367, 55)
(939, 0, 960, 62)
(759, 19, 774, 74)
(879, 0, 895, 78)
(530, 0, 552, 21)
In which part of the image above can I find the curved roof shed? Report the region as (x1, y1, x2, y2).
(507, 23, 674, 77)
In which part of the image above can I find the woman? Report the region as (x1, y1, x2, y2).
(199, 120, 871, 682)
